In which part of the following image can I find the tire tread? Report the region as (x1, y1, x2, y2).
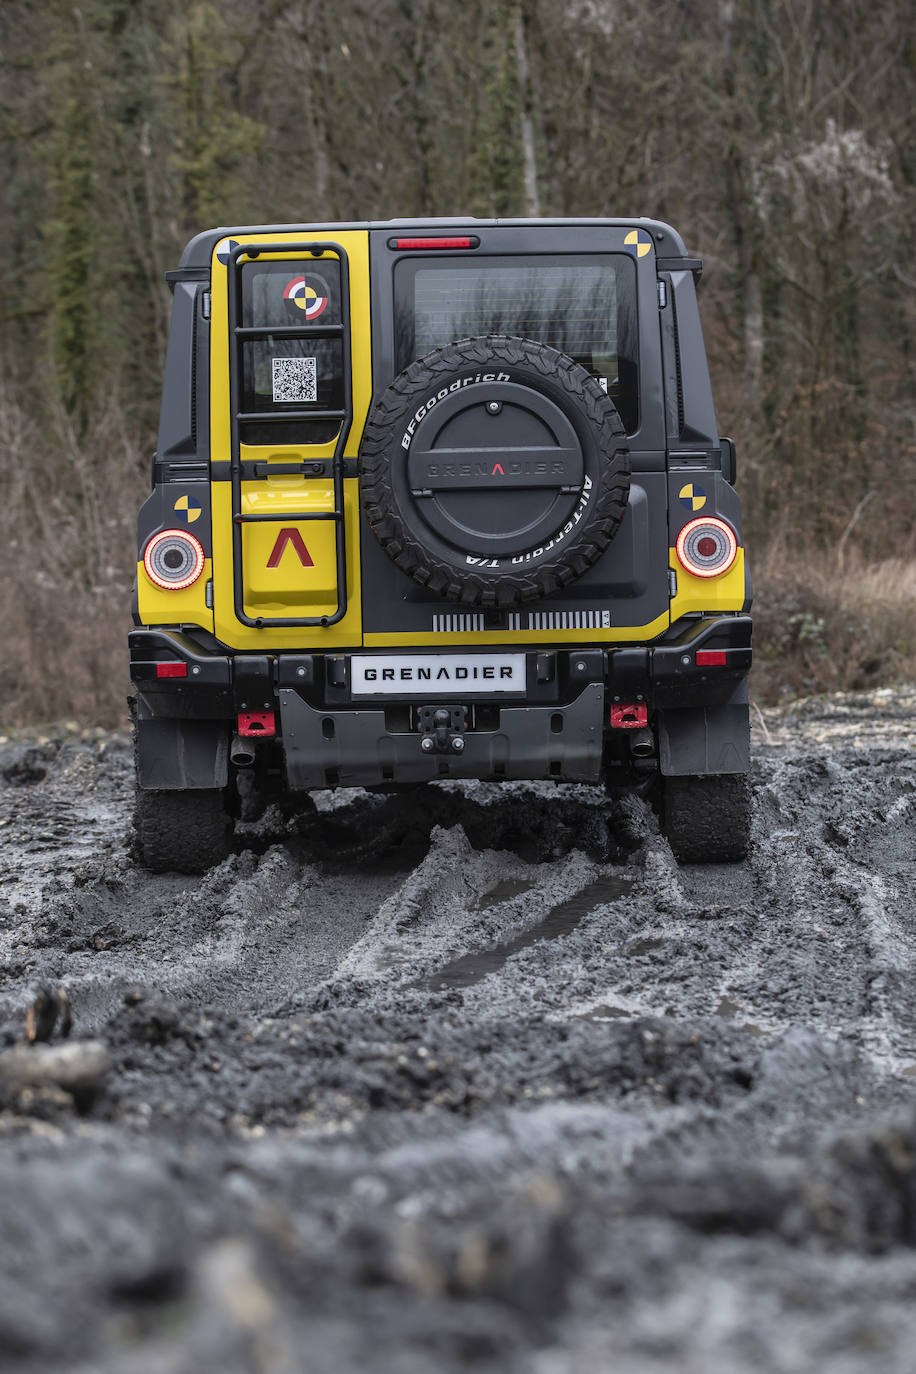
(662, 773, 750, 864)
(134, 788, 233, 874)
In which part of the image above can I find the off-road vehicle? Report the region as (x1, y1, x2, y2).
(130, 218, 751, 872)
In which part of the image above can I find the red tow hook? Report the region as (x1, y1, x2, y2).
(609, 703, 648, 729)
(238, 711, 276, 738)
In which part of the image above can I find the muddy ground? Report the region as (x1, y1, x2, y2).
(0, 688, 914, 1373)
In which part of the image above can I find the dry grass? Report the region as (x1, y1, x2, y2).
(751, 545, 916, 703)
(0, 382, 146, 729)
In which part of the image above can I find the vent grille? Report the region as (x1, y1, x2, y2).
(528, 610, 611, 630)
(430, 610, 610, 632)
(432, 613, 486, 633)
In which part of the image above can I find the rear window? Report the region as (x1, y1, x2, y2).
(394, 253, 638, 432)
(239, 258, 344, 446)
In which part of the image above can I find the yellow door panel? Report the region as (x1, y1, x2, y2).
(241, 499, 339, 613)
(208, 231, 370, 650)
(211, 480, 362, 649)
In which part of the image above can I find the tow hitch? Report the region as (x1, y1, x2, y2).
(417, 705, 467, 754)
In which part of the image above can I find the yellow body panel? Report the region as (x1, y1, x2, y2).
(137, 560, 214, 632)
(669, 548, 746, 620)
(208, 231, 371, 650)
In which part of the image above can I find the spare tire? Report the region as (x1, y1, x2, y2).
(359, 335, 631, 607)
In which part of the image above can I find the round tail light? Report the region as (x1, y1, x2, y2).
(143, 529, 205, 590)
(675, 517, 738, 578)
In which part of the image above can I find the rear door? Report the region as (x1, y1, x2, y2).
(361, 223, 670, 647)
(208, 231, 371, 650)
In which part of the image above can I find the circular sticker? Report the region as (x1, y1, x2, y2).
(173, 494, 202, 524)
(215, 238, 240, 265)
(624, 228, 653, 259)
(283, 274, 329, 319)
(678, 482, 707, 511)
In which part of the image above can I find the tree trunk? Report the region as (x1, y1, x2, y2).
(514, 0, 540, 217)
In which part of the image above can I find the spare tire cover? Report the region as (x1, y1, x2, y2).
(359, 335, 631, 607)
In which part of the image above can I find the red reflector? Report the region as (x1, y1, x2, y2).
(696, 651, 727, 666)
(393, 237, 476, 250)
(238, 711, 276, 738)
(156, 662, 187, 679)
(610, 703, 648, 728)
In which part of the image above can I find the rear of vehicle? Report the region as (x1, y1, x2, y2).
(130, 219, 751, 872)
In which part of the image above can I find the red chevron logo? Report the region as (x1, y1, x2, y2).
(266, 528, 314, 568)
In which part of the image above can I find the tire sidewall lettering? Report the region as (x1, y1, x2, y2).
(401, 372, 511, 451)
(363, 337, 630, 604)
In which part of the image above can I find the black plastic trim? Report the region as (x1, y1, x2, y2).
(657, 257, 703, 277)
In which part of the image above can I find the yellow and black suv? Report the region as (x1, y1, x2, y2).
(130, 219, 752, 872)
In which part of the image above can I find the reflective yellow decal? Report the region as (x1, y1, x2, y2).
(173, 494, 202, 523)
(678, 482, 707, 511)
(624, 228, 653, 259)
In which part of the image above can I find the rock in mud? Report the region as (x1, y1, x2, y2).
(0, 1040, 109, 1112)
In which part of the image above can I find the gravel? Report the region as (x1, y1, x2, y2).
(0, 688, 914, 1372)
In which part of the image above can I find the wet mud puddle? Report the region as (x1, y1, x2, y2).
(424, 874, 634, 992)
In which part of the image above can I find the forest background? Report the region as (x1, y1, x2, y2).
(0, 0, 913, 726)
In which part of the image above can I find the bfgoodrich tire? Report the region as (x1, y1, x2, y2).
(134, 787, 233, 874)
(662, 773, 750, 864)
(359, 335, 630, 607)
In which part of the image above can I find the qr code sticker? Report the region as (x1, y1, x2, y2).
(272, 356, 317, 403)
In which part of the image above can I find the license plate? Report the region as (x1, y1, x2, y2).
(350, 653, 526, 696)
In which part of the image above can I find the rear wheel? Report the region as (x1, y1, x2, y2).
(661, 773, 750, 864)
(134, 787, 233, 874)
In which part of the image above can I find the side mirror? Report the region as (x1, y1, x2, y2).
(719, 436, 737, 485)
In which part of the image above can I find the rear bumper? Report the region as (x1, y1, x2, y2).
(129, 615, 751, 787)
(280, 682, 605, 786)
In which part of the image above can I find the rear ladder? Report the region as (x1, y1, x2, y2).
(226, 240, 353, 628)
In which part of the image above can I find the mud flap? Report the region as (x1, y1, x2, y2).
(135, 715, 230, 790)
(657, 679, 749, 776)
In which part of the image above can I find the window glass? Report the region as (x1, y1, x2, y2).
(241, 259, 341, 328)
(395, 254, 638, 433)
(240, 259, 343, 446)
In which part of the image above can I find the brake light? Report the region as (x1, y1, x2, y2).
(143, 528, 206, 590)
(390, 236, 479, 250)
(675, 517, 738, 579)
(156, 662, 188, 678)
(696, 650, 727, 666)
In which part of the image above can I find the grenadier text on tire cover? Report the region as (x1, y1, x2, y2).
(129, 219, 752, 873)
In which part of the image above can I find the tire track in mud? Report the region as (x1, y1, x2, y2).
(0, 695, 914, 1373)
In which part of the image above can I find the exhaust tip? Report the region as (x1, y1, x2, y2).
(230, 735, 256, 768)
(629, 728, 656, 759)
